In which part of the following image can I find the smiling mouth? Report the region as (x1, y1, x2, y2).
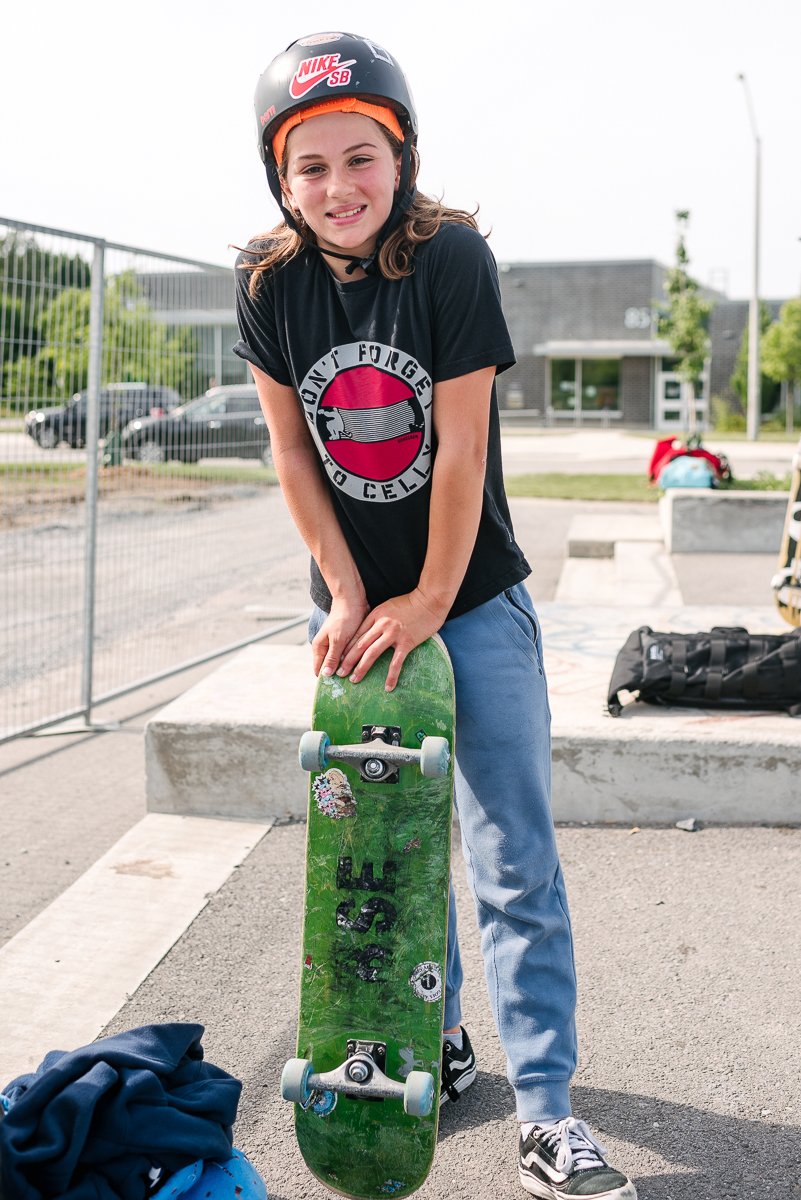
(328, 205, 366, 219)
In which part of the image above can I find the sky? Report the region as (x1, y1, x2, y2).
(3, 0, 800, 301)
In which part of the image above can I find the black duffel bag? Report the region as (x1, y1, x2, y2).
(606, 625, 801, 717)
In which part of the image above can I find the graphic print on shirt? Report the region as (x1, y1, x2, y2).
(298, 341, 433, 503)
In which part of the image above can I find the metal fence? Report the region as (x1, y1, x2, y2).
(1, 218, 306, 743)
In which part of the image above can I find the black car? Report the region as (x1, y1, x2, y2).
(25, 383, 181, 449)
(119, 384, 271, 466)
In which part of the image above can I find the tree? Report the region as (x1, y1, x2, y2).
(656, 211, 712, 434)
(761, 298, 801, 429)
(730, 301, 779, 416)
(3, 270, 200, 401)
(0, 231, 91, 397)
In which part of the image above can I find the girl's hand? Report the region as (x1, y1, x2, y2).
(337, 588, 448, 692)
(311, 594, 370, 679)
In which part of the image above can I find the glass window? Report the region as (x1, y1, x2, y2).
(581, 359, 619, 412)
(227, 395, 260, 414)
(550, 359, 576, 411)
(189, 395, 226, 417)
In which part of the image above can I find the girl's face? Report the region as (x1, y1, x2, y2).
(282, 112, 401, 274)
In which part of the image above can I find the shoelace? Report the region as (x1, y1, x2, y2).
(537, 1117, 608, 1173)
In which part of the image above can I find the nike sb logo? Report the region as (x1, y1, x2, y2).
(289, 54, 358, 99)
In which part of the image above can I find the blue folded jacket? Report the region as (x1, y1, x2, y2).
(0, 1023, 242, 1200)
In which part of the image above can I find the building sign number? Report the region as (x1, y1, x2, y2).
(624, 307, 651, 330)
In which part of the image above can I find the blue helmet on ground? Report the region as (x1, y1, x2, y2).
(153, 1149, 267, 1199)
(658, 455, 715, 489)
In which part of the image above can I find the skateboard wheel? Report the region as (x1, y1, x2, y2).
(419, 736, 449, 779)
(299, 730, 330, 772)
(281, 1057, 313, 1105)
(403, 1070, 435, 1117)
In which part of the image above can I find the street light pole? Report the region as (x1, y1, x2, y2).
(738, 72, 761, 441)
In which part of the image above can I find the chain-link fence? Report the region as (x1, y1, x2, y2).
(1, 218, 306, 743)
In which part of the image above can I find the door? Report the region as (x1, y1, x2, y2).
(656, 372, 709, 432)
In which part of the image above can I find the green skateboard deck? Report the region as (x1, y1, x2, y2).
(282, 636, 455, 1199)
(773, 438, 801, 627)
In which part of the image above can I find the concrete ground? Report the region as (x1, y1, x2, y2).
(497, 427, 798, 481)
(99, 821, 801, 1200)
(2, 436, 800, 1199)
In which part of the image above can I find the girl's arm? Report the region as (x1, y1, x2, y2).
(248, 363, 370, 674)
(338, 365, 495, 690)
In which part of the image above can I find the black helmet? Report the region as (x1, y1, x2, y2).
(253, 32, 419, 274)
(254, 32, 417, 169)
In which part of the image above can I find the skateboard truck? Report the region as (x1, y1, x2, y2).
(360, 726, 401, 784)
(281, 1044, 435, 1118)
(299, 729, 450, 781)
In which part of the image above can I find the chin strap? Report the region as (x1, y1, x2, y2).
(266, 138, 416, 276)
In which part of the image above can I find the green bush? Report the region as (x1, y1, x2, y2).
(719, 470, 792, 492)
(761, 406, 801, 434)
(711, 395, 746, 433)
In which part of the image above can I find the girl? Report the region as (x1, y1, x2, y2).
(234, 32, 636, 1200)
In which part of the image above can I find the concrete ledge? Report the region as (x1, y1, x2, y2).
(566, 513, 663, 558)
(145, 605, 801, 825)
(660, 489, 788, 553)
(146, 644, 316, 821)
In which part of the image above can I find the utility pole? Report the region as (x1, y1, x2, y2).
(737, 72, 761, 442)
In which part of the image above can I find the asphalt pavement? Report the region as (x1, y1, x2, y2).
(2, 430, 799, 1199)
(102, 821, 801, 1200)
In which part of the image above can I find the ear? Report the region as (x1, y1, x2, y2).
(394, 154, 401, 191)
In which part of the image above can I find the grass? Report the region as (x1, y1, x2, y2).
(504, 471, 792, 501)
(504, 473, 660, 502)
(719, 472, 792, 492)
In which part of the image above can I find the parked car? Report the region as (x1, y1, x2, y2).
(119, 384, 271, 466)
(25, 383, 182, 449)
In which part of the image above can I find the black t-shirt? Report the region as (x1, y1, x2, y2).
(233, 221, 530, 618)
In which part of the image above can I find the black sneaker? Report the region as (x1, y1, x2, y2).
(518, 1117, 636, 1198)
(440, 1026, 477, 1105)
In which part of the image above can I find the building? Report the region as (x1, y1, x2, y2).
(496, 259, 727, 430)
(138, 270, 245, 390)
(708, 296, 783, 416)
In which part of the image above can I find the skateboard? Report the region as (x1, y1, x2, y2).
(281, 636, 455, 1199)
(772, 437, 801, 626)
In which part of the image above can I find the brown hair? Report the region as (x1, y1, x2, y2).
(241, 125, 481, 296)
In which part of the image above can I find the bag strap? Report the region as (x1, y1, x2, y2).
(669, 639, 687, 696)
(779, 639, 801, 715)
(704, 636, 727, 701)
(742, 658, 760, 699)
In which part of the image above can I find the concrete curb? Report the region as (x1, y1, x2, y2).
(145, 605, 800, 827)
(660, 489, 788, 553)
